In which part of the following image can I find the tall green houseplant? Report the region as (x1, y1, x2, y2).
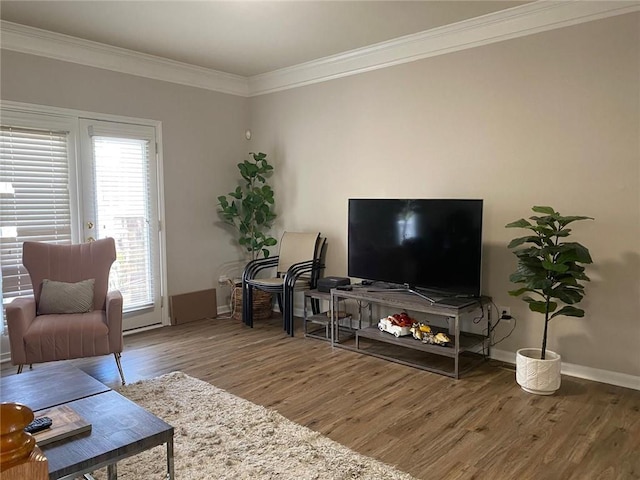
(506, 206, 593, 359)
(218, 152, 277, 260)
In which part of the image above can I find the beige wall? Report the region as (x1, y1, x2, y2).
(248, 13, 640, 377)
(0, 51, 250, 303)
(1, 12, 638, 378)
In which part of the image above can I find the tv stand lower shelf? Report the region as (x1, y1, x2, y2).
(329, 288, 491, 379)
(354, 326, 487, 377)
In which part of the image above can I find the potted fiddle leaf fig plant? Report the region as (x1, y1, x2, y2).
(506, 205, 593, 395)
(218, 152, 277, 260)
(218, 152, 277, 321)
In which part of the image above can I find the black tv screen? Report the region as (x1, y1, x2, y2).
(348, 199, 483, 297)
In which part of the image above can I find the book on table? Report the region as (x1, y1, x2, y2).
(32, 405, 91, 446)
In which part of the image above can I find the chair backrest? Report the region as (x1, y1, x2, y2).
(310, 236, 327, 287)
(22, 238, 117, 311)
(277, 232, 321, 274)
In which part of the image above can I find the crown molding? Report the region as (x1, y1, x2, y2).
(0, 21, 249, 97)
(248, 1, 640, 96)
(2, 1, 638, 98)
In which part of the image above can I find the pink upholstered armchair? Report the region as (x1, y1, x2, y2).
(5, 238, 125, 384)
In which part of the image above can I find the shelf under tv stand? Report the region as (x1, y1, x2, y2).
(329, 287, 491, 379)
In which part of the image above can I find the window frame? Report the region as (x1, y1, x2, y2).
(0, 101, 168, 338)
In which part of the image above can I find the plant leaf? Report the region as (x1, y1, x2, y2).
(549, 306, 585, 320)
(508, 236, 543, 248)
(552, 285, 584, 304)
(523, 298, 551, 314)
(557, 215, 594, 227)
(530, 215, 556, 227)
(563, 242, 593, 264)
(542, 260, 569, 273)
(506, 218, 533, 229)
(532, 206, 556, 215)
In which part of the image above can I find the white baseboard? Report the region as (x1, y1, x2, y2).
(123, 323, 164, 335)
(294, 301, 640, 390)
(294, 308, 640, 390)
(491, 348, 640, 391)
(294, 304, 640, 391)
(5, 311, 637, 391)
(294, 309, 640, 390)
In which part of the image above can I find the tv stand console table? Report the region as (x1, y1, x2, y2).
(329, 287, 491, 379)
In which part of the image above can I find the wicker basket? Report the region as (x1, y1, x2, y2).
(231, 285, 273, 321)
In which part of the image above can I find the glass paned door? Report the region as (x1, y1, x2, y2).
(80, 120, 162, 330)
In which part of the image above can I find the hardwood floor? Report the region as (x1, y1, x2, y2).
(3, 315, 639, 479)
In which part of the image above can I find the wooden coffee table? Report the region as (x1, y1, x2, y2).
(0, 363, 174, 480)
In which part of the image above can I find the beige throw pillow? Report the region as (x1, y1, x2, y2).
(38, 278, 95, 315)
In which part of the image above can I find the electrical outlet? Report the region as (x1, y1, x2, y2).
(498, 306, 512, 321)
(218, 275, 229, 285)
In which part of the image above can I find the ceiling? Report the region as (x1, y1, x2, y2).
(0, 1, 529, 77)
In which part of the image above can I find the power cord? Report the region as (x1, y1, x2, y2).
(488, 300, 516, 346)
(472, 301, 485, 324)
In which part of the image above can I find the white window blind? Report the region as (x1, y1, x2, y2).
(0, 126, 72, 303)
(91, 135, 154, 311)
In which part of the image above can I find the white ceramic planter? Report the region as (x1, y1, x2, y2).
(516, 348, 561, 395)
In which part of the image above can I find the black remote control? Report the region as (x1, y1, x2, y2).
(24, 416, 53, 434)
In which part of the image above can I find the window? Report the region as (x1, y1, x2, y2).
(0, 126, 72, 300)
(1, 104, 166, 334)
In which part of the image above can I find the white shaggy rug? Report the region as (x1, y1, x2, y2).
(93, 371, 416, 479)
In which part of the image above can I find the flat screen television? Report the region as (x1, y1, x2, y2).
(348, 199, 483, 297)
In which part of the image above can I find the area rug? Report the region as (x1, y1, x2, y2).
(92, 371, 416, 479)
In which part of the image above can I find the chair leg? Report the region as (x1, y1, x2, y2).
(242, 282, 248, 326)
(17, 364, 33, 374)
(247, 286, 254, 328)
(243, 283, 254, 328)
(284, 285, 295, 336)
(281, 292, 288, 332)
(289, 293, 295, 337)
(114, 353, 126, 385)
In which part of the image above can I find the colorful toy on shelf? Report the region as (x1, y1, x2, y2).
(422, 331, 451, 346)
(378, 313, 414, 337)
(378, 312, 450, 345)
(410, 322, 432, 340)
